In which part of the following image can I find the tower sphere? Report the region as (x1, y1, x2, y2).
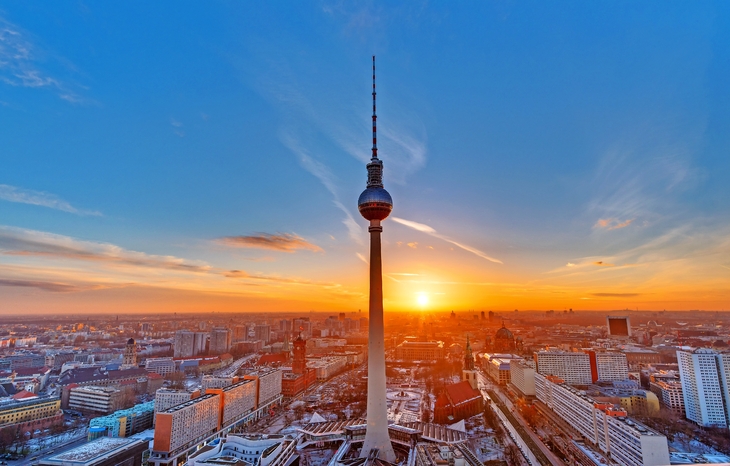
(358, 187, 393, 221)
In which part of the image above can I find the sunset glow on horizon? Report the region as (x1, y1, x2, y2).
(2, 3, 730, 314)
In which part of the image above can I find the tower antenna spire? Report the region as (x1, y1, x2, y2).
(372, 55, 378, 161)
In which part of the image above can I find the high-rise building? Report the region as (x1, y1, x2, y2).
(254, 324, 271, 345)
(607, 315, 631, 338)
(534, 350, 592, 385)
(209, 327, 232, 355)
(677, 348, 730, 427)
(357, 56, 395, 463)
(173, 331, 207, 358)
(592, 351, 629, 382)
(233, 325, 248, 343)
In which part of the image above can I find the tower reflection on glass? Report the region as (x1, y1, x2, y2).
(357, 56, 396, 463)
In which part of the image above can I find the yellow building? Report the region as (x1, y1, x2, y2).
(0, 396, 62, 433)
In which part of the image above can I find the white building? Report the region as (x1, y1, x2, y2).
(244, 369, 282, 408)
(510, 360, 536, 396)
(308, 356, 348, 380)
(535, 373, 670, 466)
(677, 348, 730, 427)
(209, 328, 231, 355)
(535, 350, 592, 385)
(146, 357, 176, 377)
(649, 379, 684, 417)
(68, 386, 121, 414)
(595, 352, 629, 382)
(154, 388, 197, 413)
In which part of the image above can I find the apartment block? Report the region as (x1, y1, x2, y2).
(68, 386, 122, 414)
(207, 379, 257, 428)
(173, 331, 207, 358)
(510, 360, 536, 396)
(153, 394, 221, 456)
(649, 379, 684, 417)
(677, 348, 730, 427)
(534, 350, 592, 385)
(243, 369, 282, 408)
(145, 357, 176, 377)
(154, 388, 199, 413)
(535, 373, 669, 466)
(593, 352, 629, 382)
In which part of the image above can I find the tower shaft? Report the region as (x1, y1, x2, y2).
(361, 220, 396, 462)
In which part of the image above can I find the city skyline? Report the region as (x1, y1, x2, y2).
(3, 2, 730, 314)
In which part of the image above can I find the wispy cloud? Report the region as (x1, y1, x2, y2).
(170, 118, 185, 137)
(0, 226, 209, 272)
(392, 217, 503, 264)
(0, 184, 100, 216)
(591, 293, 640, 298)
(356, 252, 368, 264)
(593, 261, 614, 267)
(217, 233, 323, 253)
(0, 16, 84, 102)
(594, 218, 634, 230)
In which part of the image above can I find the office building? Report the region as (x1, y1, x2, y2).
(206, 379, 257, 428)
(145, 357, 176, 377)
(677, 348, 730, 427)
(243, 369, 283, 408)
(395, 341, 445, 362)
(68, 386, 123, 414)
(0, 396, 63, 434)
(593, 351, 629, 382)
(88, 401, 155, 438)
(510, 360, 536, 396)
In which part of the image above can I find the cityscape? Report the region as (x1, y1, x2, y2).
(2, 2, 730, 466)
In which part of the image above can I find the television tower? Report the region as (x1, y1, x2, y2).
(357, 56, 396, 463)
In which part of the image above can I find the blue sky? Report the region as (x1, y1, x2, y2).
(1, 1, 730, 313)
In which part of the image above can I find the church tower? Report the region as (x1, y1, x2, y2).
(122, 338, 137, 368)
(462, 335, 478, 390)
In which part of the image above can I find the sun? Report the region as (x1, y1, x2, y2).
(416, 293, 429, 307)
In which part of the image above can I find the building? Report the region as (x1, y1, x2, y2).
(122, 338, 137, 368)
(153, 394, 222, 458)
(462, 336, 478, 390)
(146, 357, 176, 377)
(621, 348, 661, 369)
(592, 351, 629, 382)
(233, 325, 248, 343)
(68, 386, 123, 414)
(607, 316, 631, 338)
(535, 373, 669, 466)
(282, 335, 317, 398)
(356, 56, 396, 463)
(649, 379, 684, 417)
(39, 437, 149, 466)
(677, 348, 730, 427)
(173, 331, 207, 358)
(433, 381, 484, 424)
(187, 433, 297, 466)
(206, 379, 257, 428)
(395, 341, 444, 362)
(510, 360, 536, 396)
(492, 322, 517, 353)
(88, 401, 155, 438)
(308, 356, 348, 380)
(243, 369, 283, 408)
(534, 350, 592, 385)
(209, 327, 232, 355)
(254, 324, 271, 345)
(0, 396, 63, 435)
(201, 375, 237, 390)
(155, 388, 199, 413)
(485, 354, 521, 385)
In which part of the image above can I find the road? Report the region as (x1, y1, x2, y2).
(9, 433, 87, 466)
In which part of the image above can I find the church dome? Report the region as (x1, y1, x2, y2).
(127, 338, 135, 345)
(495, 325, 514, 341)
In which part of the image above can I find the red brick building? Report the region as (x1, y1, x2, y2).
(281, 335, 316, 398)
(433, 381, 483, 424)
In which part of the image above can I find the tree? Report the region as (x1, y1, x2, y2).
(503, 444, 522, 465)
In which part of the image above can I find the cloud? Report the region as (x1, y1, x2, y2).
(280, 133, 363, 244)
(356, 252, 368, 264)
(225, 269, 339, 287)
(170, 118, 185, 137)
(0, 184, 101, 215)
(217, 233, 323, 253)
(392, 217, 503, 264)
(407, 242, 418, 249)
(592, 261, 615, 267)
(0, 278, 85, 293)
(0, 16, 84, 102)
(591, 293, 641, 298)
(594, 218, 634, 230)
(0, 226, 210, 272)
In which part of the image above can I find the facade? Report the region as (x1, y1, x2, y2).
(209, 327, 232, 355)
(254, 324, 271, 345)
(308, 356, 348, 380)
(68, 386, 122, 414)
(535, 350, 592, 385)
(146, 357, 176, 377)
(244, 369, 283, 408)
(201, 375, 236, 390)
(233, 325, 248, 343)
(433, 381, 484, 424)
(649, 379, 684, 416)
(0, 396, 63, 434)
(88, 401, 155, 438)
(622, 349, 661, 369)
(153, 394, 221, 457)
(122, 338, 137, 368)
(677, 348, 730, 427)
(154, 388, 199, 413)
(187, 433, 297, 466)
(510, 360, 536, 396)
(535, 373, 669, 466)
(462, 337, 478, 390)
(40, 437, 149, 466)
(207, 379, 257, 428)
(173, 331, 207, 358)
(593, 352, 629, 382)
(395, 341, 445, 362)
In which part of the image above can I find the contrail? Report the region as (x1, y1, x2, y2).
(392, 217, 502, 264)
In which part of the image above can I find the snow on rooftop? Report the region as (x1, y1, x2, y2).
(51, 437, 132, 462)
